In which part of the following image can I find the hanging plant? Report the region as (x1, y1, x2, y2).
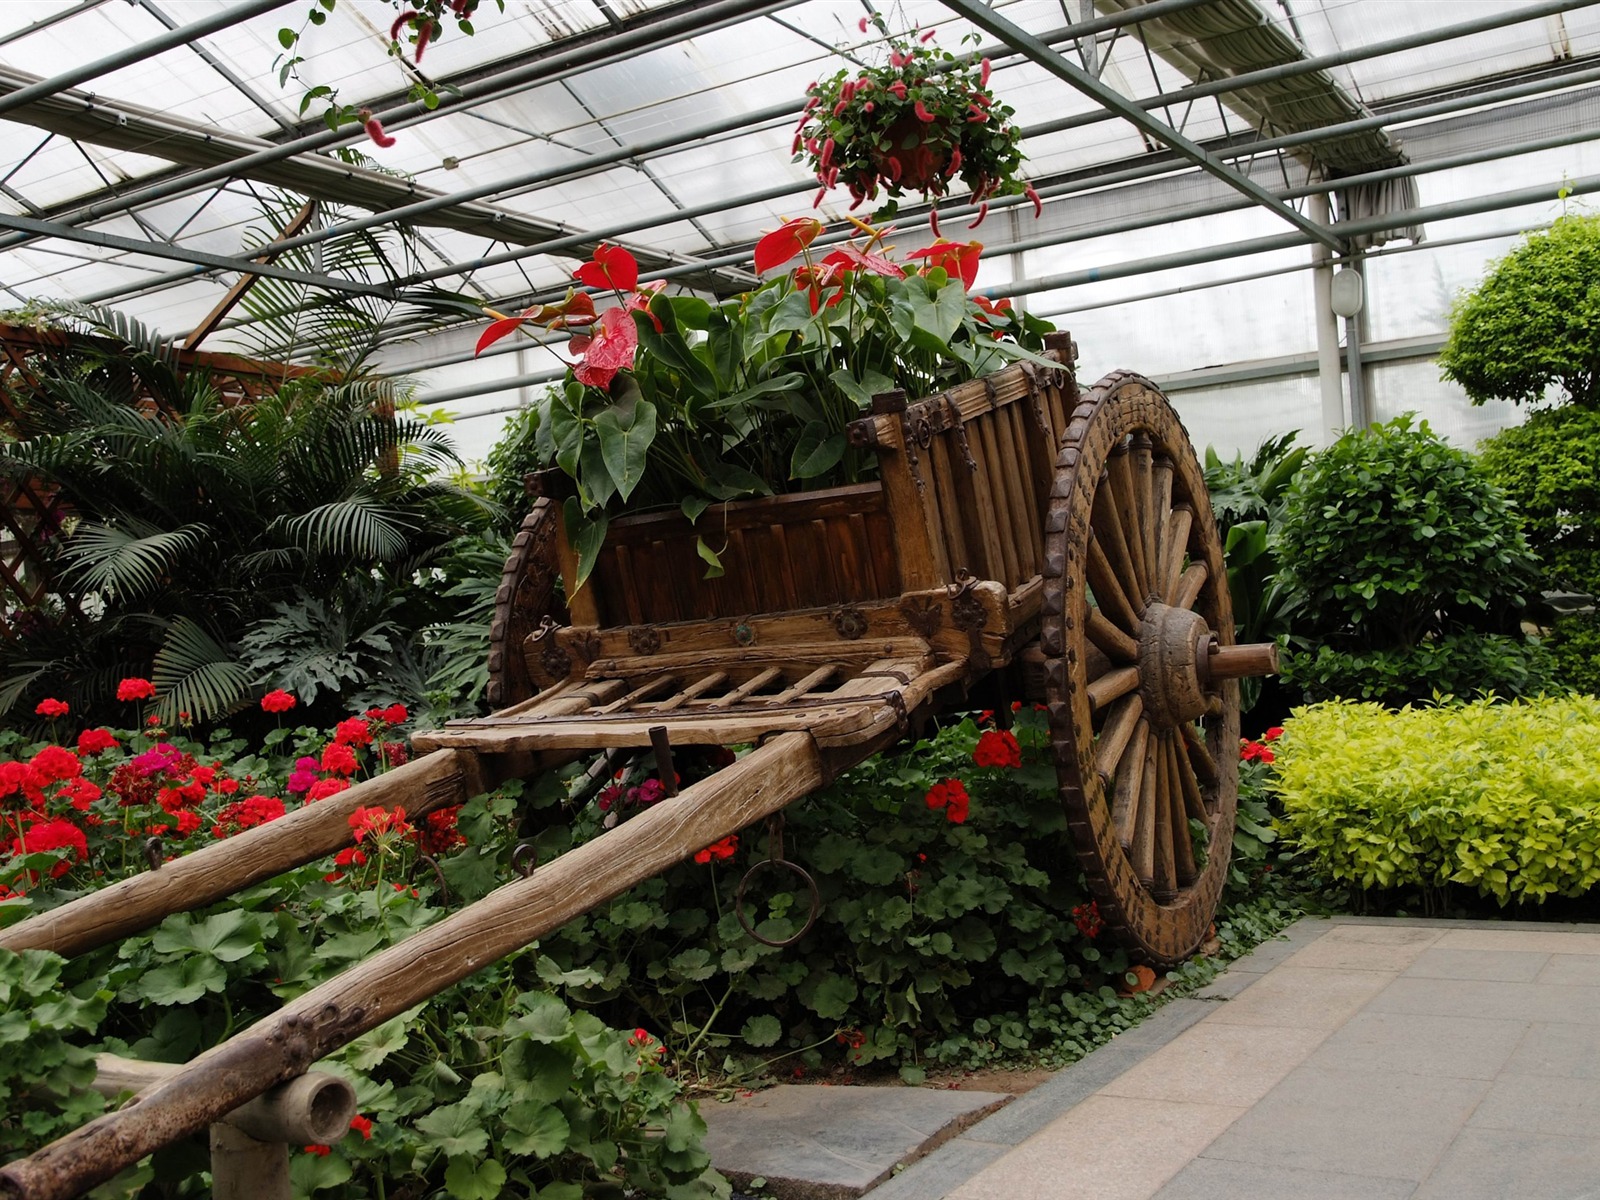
(794, 16, 1040, 233)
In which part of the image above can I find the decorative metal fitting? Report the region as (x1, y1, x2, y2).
(830, 605, 869, 640)
(511, 841, 539, 878)
(627, 626, 662, 656)
(734, 812, 820, 949)
(732, 620, 757, 647)
(143, 836, 163, 871)
(899, 595, 944, 639)
(412, 853, 450, 905)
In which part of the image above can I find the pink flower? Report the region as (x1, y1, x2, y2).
(571, 307, 639, 389)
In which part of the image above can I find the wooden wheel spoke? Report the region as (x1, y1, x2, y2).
(1106, 449, 1151, 598)
(1087, 531, 1142, 633)
(1093, 473, 1146, 607)
(1133, 433, 1159, 599)
(1086, 664, 1140, 711)
(1179, 721, 1219, 787)
(1111, 719, 1150, 848)
(1171, 560, 1208, 612)
(1161, 506, 1193, 602)
(1086, 604, 1139, 662)
(1152, 456, 1174, 576)
(1166, 736, 1199, 885)
(1132, 734, 1158, 886)
(1173, 731, 1210, 824)
(1151, 734, 1176, 899)
(1094, 694, 1143, 781)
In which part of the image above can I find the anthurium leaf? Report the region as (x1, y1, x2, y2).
(696, 537, 724, 579)
(790, 421, 847, 480)
(443, 1156, 505, 1200)
(680, 496, 710, 524)
(908, 277, 967, 345)
(561, 498, 607, 594)
(593, 399, 656, 502)
(414, 1101, 491, 1158)
(502, 1101, 570, 1157)
(547, 397, 583, 478)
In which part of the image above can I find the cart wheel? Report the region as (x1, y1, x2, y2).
(487, 498, 569, 709)
(1042, 373, 1266, 965)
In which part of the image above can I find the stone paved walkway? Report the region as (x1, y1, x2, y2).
(868, 917, 1600, 1200)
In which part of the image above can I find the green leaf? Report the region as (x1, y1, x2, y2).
(593, 399, 657, 502)
(278, 27, 297, 48)
(444, 1156, 506, 1200)
(502, 1101, 570, 1157)
(130, 956, 227, 1006)
(561, 498, 607, 595)
(740, 1014, 782, 1047)
(415, 1101, 491, 1158)
(696, 536, 724, 579)
(680, 496, 710, 524)
(790, 421, 847, 480)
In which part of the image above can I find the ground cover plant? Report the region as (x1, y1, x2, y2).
(1271, 696, 1600, 908)
(1275, 415, 1549, 706)
(0, 686, 1302, 1196)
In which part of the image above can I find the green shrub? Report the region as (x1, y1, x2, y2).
(1478, 404, 1600, 596)
(1439, 214, 1600, 408)
(1273, 696, 1600, 903)
(1276, 416, 1546, 705)
(1548, 612, 1600, 696)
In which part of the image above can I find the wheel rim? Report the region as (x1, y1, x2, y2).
(1042, 372, 1240, 965)
(487, 497, 569, 709)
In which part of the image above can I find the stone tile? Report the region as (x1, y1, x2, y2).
(1467, 1073, 1600, 1139)
(701, 1085, 1009, 1197)
(1099, 1022, 1328, 1108)
(945, 1094, 1245, 1200)
(862, 1137, 1007, 1200)
(1366, 977, 1600, 1025)
(1223, 918, 1332, 975)
(1434, 929, 1600, 956)
(1303, 1010, 1527, 1081)
(1203, 966, 1394, 1030)
(1192, 971, 1257, 1001)
(1199, 1065, 1488, 1182)
(1153, 1157, 1418, 1200)
(1413, 1126, 1600, 1200)
(1502, 1022, 1600, 1080)
(1285, 925, 1440, 972)
(1401, 947, 1550, 983)
(1538, 954, 1600, 987)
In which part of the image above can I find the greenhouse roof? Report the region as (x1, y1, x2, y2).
(2, 0, 1598, 446)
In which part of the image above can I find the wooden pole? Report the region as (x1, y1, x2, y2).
(0, 750, 493, 960)
(0, 733, 824, 1200)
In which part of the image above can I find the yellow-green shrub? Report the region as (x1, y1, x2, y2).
(1273, 697, 1600, 902)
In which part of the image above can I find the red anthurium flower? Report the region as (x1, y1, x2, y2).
(908, 240, 983, 289)
(574, 243, 639, 293)
(754, 217, 825, 274)
(819, 244, 905, 279)
(573, 307, 639, 389)
(625, 281, 667, 332)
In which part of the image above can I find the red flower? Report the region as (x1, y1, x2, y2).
(818, 244, 905, 279)
(1240, 740, 1276, 764)
(14, 818, 87, 877)
(334, 718, 373, 747)
(348, 1114, 373, 1141)
(419, 806, 465, 856)
(34, 698, 68, 719)
(1263, 726, 1285, 742)
(973, 729, 1021, 769)
(321, 742, 359, 776)
(381, 704, 408, 725)
(29, 746, 82, 785)
(358, 109, 396, 149)
(574, 243, 639, 293)
(303, 1145, 331, 1157)
(77, 728, 118, 756)
(571, 307, 639, 389)
(307, 778, 351, 802)
(175, 810, 202, 837)
(907, 240, 983, 290)
(475, 291, 598, 355)
(56, 778, 102, 811)
(116, 678, 156, 702)
(350, 805, 412, 842)
(213, 795, 286, 837)
(754, 217, 824, 274)
(1072, 900, 1104, 939)
(924, 778, 971, 824)
(261, 690, 297, 714)
(383, 742, 409, 767)
(693, 835, 738, 864)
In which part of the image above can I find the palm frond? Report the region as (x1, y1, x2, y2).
(151, 617, 254, 723)
(279, 499, 416, 561)
(60, 520, 209, 602)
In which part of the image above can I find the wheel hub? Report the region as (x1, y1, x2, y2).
(1137, 602, 1215, 729)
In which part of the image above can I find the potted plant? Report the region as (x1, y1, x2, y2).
(793, 16, 1041, 232)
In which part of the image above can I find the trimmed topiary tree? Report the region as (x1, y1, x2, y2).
(1276, 416, 1549, 706)
(1438, 214, 1600, 409)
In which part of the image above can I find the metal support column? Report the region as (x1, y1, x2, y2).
(1309, 192, 1346, 439)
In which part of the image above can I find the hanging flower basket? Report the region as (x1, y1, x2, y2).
(794, 17, 1040, 231)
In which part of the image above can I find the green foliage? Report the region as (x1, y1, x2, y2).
(1439, 215, 1600, 408)
(1547, 612, 1600, 695)
(1204, 433, 1307, 710)
(0, 949, 109, 1159)
(483, 406, 542, 531)
(1478, 404, 1600, 596)
(1273, 697, 1600, 904)
(1276, 416, 1546, 706)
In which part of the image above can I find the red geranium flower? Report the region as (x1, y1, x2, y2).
(350, 805, 412, 842)
(34, 698, 68, 719)
(29, 746, 82, 785)
(348, 1114, 373, 1141)
(693, 835, 738, 864)
(334, 718, 373, 747)
(307, 778, 351, 802)
(261, 690, 297, 714)
(321, 742, 359, 776)
(973, 729, 1021, 769)
(117, 678, 156, 702)
(924, 778, 971, 823)
(13, 818, 87, 877)
(77, 728, 118, 756)
(1263, 726, 1285, 742)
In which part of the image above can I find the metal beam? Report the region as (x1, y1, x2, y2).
(0, 0, 294, 118)
(0, 212, 394, 297)
(0, 0, 112, 50)
(938, 0, 1343, 251)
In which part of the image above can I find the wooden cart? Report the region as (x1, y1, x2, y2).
(0, 333, 1276, 1199)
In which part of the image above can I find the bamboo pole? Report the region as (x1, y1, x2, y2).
(0, 749, 493, 960)
(0, 733, 824, 1200)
